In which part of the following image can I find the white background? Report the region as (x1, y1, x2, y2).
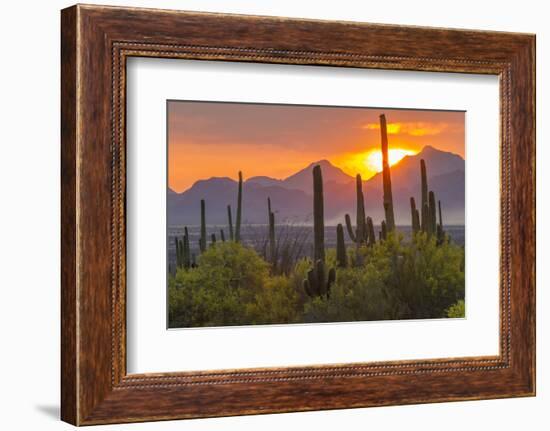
(127, 59, 500, 373)
(0, 0, 546, 430)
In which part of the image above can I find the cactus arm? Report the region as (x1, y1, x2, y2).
(345, 214, 357, 242)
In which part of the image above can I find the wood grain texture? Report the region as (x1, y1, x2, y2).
(60, 4, 535, 425)
(60, 5, 78, 425)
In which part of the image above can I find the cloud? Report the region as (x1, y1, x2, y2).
(362, 121, 450, 136)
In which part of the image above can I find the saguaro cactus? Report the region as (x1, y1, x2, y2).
(381, 220, 388, 241)
(336, 223, 347, 268)
(428, 191, 437, 235)
(303, 165, 335, 298)
(380, 114, 396, 232)
(227, 205, 234, 241)
(220, 229, 225, 242)
(303, 261, 336, 299)
(199, 199, 207, 253)
(235, 171, 243, 243)
(211, 233, 216, 245)
(175, 227, 191, 270)
(267, 197, 276, 267)
(420, 159, 429, 232)
(410, 197, 421, 233)
(312, 165, 325, 263)
(366, 217, 376, 246)
(183, 226, 190, 268)
(175, 236, 182, 268)
(345, 174, 368, 246)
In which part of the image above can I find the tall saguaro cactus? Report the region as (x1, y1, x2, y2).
(227, 205, 234, 241)
(312, 165, 325, 263)
(235, 171, 243, 243)
(410, 197, 421, 233)
(345, 174, 368, 246)
(420, 159, 429, 232)
(199, 199, 207, 253)
(175, 226, 191, 270)
(380, 114, 396, 232)
(428, 191, 437, 235)
(183, 226, 190, 267)
(267, 197, 276, 267)
(304, 165, 335, 298)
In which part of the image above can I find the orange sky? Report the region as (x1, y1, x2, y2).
(168, 101, 465, 193)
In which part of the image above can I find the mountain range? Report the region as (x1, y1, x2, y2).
(168, 145, 465, 227)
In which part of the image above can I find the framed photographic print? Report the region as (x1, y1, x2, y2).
(61, 4, 535, 425)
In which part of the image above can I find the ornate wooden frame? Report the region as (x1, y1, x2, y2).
(61, 4, 535, 425)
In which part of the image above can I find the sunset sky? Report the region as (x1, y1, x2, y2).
(168, 101, 465, 193)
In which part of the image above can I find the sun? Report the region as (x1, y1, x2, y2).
(364, 148, 416, 173)
(336, 148, 417, 180)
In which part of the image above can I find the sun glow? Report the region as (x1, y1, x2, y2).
(365, 148, 416, 172)
(340, 148, 416, 179)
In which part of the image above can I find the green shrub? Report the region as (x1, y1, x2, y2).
(168, 241, 269, 327)
(303, 265, 389, 323)
(246, 276, 301, 325)
(369, 232, 465, 320)
(446, 299, 465, 318)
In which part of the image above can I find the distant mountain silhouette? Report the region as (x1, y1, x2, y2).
(168, 146, 465, 226)
(280, 159, 355, 193)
